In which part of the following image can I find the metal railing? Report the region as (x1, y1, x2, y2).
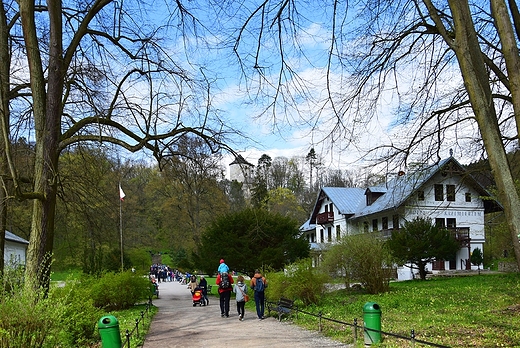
(266, 299, 450, 348)
(121, 298, 154, 348)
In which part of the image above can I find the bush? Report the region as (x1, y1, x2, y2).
(51, 280, 103, 346)
(0, 287, 62, 348)
(266, 258, 329, 306)
(321, 233, 393, 294)
(89, 271, 151, 310)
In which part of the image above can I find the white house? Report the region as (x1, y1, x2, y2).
(301, 156, 502, 280)
(4, 231, 29, 268)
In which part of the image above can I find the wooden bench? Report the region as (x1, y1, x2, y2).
(267, 297, 297, 321)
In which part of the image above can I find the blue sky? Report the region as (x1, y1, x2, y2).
(122, 0, 475, 178)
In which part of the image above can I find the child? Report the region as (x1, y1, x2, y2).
(218, 259, 229, 274)
(233, 275, 248, 321)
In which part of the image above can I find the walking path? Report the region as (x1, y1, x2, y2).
(142, 280, 351, 347)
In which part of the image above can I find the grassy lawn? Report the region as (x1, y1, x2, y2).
(109, 303, 158, 347)
(289, 273, 520, 347)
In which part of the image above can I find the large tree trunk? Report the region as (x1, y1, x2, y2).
(447, 0, 520, 271)
(20, 0, 63, 291)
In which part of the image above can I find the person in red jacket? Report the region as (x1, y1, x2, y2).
(216, 272, 234, 317)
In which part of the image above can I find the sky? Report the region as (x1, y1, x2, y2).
(121, 1, 482, 179)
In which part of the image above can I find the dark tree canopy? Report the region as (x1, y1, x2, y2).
(195, 208, 309, 276)
(387, 216, 460, 280)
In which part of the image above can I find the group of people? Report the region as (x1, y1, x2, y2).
(215, 259, 268, 320)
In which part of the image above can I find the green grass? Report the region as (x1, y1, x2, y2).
(289, 273, 520, 347)
(107, 303, 158, 347)
(50, 269, 83, 282)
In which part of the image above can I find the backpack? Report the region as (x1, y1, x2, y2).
(219, 272, 230, 289)
(254, 277, 265, 292)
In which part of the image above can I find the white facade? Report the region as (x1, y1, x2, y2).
(4, 231, 29, 268)
(301, 157, 501, 281)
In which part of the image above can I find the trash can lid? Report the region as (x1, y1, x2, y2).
(98, 315, 119, 328)
(363, 302, 382, 313)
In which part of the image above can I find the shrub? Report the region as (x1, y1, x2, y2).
(51, 280, 103, 346)
(0, 272, 64, 348)
(321, 233, 393, 294)
(89, 271, 151, 310)
(267, 258, 329, 306)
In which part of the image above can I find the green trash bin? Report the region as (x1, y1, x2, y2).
(98, 315, 122, 348)
(363, 302, 382, 345)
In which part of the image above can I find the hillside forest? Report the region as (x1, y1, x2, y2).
(5, 136, 519, 274)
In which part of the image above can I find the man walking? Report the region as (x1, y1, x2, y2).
(250, 270, 267, 320)
(216, 272, 234, 317)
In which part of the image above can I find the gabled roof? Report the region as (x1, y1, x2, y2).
(354, 156, 501, 218)
(309, 187, 365, 223)
(5, 231, 29, 245)
(304, 156, 501, 227)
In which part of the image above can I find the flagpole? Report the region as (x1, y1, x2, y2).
(119, 183, 124, 272)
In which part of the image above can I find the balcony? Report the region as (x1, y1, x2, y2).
(448, 227, 470, 245)
(316, 212, 334, 224)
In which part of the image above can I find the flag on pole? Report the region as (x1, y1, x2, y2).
(119, 184, 126, 201)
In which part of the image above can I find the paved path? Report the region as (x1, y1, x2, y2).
(142, 280, 351, 348)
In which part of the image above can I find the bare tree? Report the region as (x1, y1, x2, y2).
(0, 1, 235, 290)
(231, 0, 520, 270)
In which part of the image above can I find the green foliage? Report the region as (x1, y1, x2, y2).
(387, 216, 460, 280)
(51, 281, 103, 346)
(266, 258, 329, 306)
(470, 248, 484, 269)
(89, 272, 151, 310)
(0, 269, 101, 348)
(298, 273, 520, 347)
(0, 287, 61, 347)
(196, 208, 310, 276)
(321, 233, 393, 294)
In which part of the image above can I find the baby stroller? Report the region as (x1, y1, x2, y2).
(192, 287, 205, 306)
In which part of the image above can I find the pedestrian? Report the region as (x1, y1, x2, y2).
(250, 269, 267, 320)
(218, 258, 229, 274)
(233, 275, 248, 321)
(188, 275, 198, 294)
(216, 271, 234, 317)
(199, 275, 209, 306)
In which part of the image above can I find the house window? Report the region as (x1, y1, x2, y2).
(363, 221, 369, 232)
(434, 184, 444, 201)
(447, 185, 456, 201)
(372, 219, 378, 232)
(336, 225, 341, 240)
(465, 192, 471, 202)
(392, 214, 399, 229)
(311, 233, 315, 243)
(327, 227, 332, 242)
(447, 218, 456, 228)
(417, 190, 425, 201)
(320, 229, 324, 242)
(329, 203, 333, 212)
(435, 218, 445, 228)
(382, 217, 388, 229)
(324, 205, 328, 212)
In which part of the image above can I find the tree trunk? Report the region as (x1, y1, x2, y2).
(20, 0, 63, 291)
(447, 0, 520, 271)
